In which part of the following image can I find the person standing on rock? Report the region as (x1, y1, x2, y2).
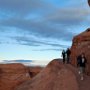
(62, 50, 66, 64)
(77, 53, 87, 80)
(66, 48, 71, 64)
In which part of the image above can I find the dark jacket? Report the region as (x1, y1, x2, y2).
(77, 55, 81, 67)
(66, 49, 71, 56)
(77, 55, 87, 67)
(62, 51, 66, 57)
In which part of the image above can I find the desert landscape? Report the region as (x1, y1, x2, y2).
(0, 29, 90, 90)
(0, 63, 42, 90)
(0, 0, 90, 90)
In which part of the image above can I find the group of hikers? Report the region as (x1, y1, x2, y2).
(62, 48, 87, 80)
(62, 48, 71, 64)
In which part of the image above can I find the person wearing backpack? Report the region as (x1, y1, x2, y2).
(77, 53, 87, 80)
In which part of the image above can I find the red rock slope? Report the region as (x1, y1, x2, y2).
(15, 60, 79, 90)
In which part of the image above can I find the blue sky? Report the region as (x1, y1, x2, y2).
(0, 0, 90, 65)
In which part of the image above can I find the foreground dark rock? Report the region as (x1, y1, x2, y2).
(71, 28, 90, 75)
(15, 60, 79, 90)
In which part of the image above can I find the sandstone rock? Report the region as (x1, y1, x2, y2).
(71, 28, 90, 75)
(15, 60, 79, 90)
(27, 66, 43, 78)
(0, 63, 31, 90)
(0, 63, 42, 90)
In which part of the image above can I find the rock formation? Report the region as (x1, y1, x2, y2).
(71, 28, 90, 75)
(15, 59, 79, 90)
(27, 66, 43, 78)
(0, 63, 30, 90)
(0, 63, 42, 90)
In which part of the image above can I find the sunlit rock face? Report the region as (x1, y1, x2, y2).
(71, 28, 90, 75)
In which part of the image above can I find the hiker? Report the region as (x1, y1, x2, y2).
(62, 50, 66, 64)
(77, 54, 82, 76)
(77, 53, 87, 80)
(66, 48, 71, 64)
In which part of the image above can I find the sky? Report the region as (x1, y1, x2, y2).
(0, 0, 90, 65)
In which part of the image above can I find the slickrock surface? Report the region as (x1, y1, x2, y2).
(15, 60, 79, 90)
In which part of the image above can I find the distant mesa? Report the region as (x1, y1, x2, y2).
(13, 60, 32, 63)
(3, 59, 32, 63)
(1, 59, 33, 66)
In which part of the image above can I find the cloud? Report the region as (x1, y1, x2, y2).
(0, 0, 90, 48)
(0, 17, 75, 41)
(0, 0, 54, 17)
(0, 8, 89, 44)
(45, 8, 90, 25)
(32, 49, 62, 51)
(11, 36, 70, 48)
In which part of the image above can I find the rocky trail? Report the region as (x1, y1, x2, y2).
(66, 64, 90, 90)
(15, 59, 90, 90)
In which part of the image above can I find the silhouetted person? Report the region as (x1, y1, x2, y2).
(62, 50, 66, 64)
(66, 48, 71, 64)
(77, 53, 87, 80)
